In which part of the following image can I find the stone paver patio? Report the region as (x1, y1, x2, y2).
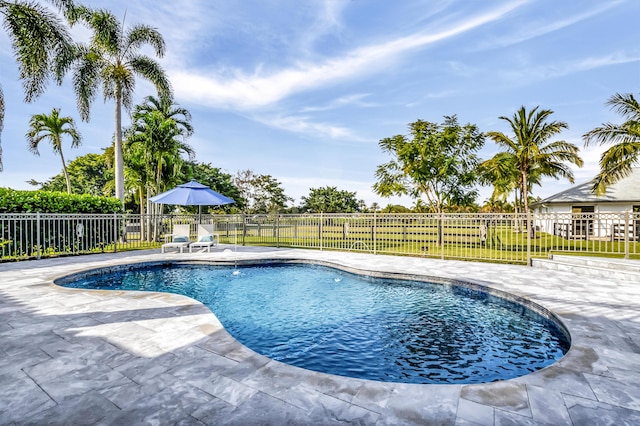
(1, 246, 639, 425)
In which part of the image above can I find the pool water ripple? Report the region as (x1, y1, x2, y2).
(62, 262, 570, 384)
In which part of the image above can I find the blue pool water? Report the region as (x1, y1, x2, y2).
(61, 263, 570, 384)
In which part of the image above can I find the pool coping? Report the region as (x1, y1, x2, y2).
(1, 246, 639, 424)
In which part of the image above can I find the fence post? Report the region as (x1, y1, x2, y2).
(440, 212, 445, 260)
(276, 215, 280, 248)
(113, 213, 118, 253)
(373, 212, 377, 255)
(319, 213, 323, 251)
(624, 211, 630, 259)
(527, 212, 532, 265)
(242, 214, 247, 246)
(36, 212, 41, 260)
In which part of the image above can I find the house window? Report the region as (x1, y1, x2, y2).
(571, 205, 594, 237)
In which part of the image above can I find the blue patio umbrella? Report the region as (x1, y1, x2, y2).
(150, 180, 235, 207)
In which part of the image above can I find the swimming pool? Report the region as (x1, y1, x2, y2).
(59, 261, 570, 384)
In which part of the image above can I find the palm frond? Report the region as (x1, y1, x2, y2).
(3, 1, 73, 101)
(125, 24, 165, 57)
(25, 107, 81, 156)
(584, 122, 640, 146)
(591, 141, 640, 194)
(606, 93, 640, 121)
(485, 131, 517, 152)
(72, 45, 101, 121)
(129, 55, 172, 99)
(85, 9, 121, 55)
(592, 166, 632, 196)
(46, 0, 77, 15)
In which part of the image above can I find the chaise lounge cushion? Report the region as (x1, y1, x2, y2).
(197, 235, 214, 242)
(172, 236, 190, 243)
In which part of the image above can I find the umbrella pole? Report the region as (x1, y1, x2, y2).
(198, 205, 202, 224)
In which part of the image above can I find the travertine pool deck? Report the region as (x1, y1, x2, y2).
(1, 246, 639, 425)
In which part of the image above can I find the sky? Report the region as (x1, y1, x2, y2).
(1, 0, 639, 208)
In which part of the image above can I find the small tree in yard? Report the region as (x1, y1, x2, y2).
(300, 186, 360, 213)
(373, 116, 484, 213)
(234, 169, 291, 214)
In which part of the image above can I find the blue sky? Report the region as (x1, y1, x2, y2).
(1, 0, 639, 207)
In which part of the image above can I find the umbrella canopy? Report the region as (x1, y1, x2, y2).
(149, 180, 235, 206)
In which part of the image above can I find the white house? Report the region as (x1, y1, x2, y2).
(533, 168, 640, 240)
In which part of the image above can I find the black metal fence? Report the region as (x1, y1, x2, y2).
(2, 212, 639, 264)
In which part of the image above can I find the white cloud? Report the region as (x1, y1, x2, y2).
(250, 113, 365, 141)
(295, 0, 348, 54)
(170, 1, 527, 110)
(300, 94, 376, 113)
(571, 52, 640, 72)
(480, 1, 624, 49)
(500, 52, 640, 84)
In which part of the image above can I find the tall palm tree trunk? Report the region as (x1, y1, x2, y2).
(58, 141, 71, 194)
(114, 89, 124, 203)
(522, 171, 529, 213)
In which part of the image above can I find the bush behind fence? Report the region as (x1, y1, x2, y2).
(2, 212, 639, 263)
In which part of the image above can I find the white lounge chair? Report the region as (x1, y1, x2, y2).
(189, 224, 219, 252)
(161, 224, 191, 253)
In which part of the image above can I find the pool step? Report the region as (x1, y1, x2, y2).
(531, 255, 640, 282)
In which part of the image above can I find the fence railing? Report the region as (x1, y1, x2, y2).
(2, 212, 639, 264)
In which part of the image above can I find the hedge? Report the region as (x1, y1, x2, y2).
(0, 188, 123, 214)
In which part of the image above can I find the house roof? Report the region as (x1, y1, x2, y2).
(536, 168, 640, 205)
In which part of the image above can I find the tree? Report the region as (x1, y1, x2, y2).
(125, 95, 194, 214)
(234, 170, 292, 214)
(480, 198, 514, 213)
(300, 186, 360, 213)
(131, 95, 193, 194)
(381, 204, 411, 213)
(184, 162, 243, 213)
(29, 152, 112, 196)
(70, 7, 171, 203)
(373, 116, 484, 213)
(0, 0, 75, 171)
(479, 152, 518, 204)
(25, 107, 81, 194)
(583, 93, 640, 194)
(135, 95, 193, 138)
(486, 106, 583, 213)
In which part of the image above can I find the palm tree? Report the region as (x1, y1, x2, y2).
(133, 95, 193, 142)
(479, 151, 519, 207)
(70, 7, 171, 203)
(126, 95, 194, 212)
(26, 107, 81, 194)
(486, 106, 583, 213)
(0, 0, 75, 171)
(583, 93, 640, 194)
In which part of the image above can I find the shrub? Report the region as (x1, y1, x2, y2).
(0, 188, 123, 213)
(0, 189, 124, 258)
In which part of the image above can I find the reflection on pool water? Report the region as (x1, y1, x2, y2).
(60, 262, 570, 384)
